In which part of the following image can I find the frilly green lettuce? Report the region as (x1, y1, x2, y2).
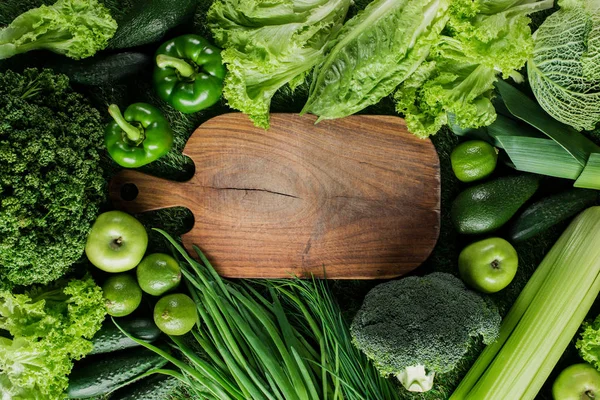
(0, 0, 117, 60)
(208, 0, 351, 128)
(0, 276, 106, 399)
(394, 0, 552, 138)
(528, 0, 600, 131)
(577, 313, 600, 370)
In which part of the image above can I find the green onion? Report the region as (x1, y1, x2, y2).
(116, 229, 400, 400)
(450, 206, 600, 400)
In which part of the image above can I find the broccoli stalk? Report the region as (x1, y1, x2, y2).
(0, 0, 117, 60)
(350, 273, 501, 393)
(397, 365, 435, 393)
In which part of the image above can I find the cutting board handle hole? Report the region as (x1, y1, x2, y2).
(120, 183, 139, 202)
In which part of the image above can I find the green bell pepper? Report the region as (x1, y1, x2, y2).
(153, 34, 226, 114)
(105, 103, 174, 168)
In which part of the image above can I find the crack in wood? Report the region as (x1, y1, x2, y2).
(205, 186, 301, 200)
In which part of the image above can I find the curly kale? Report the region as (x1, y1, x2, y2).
(0, 69, 106, 287)
(350, 272, 501, 393)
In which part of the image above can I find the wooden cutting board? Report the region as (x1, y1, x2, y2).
(109, 113, 440, 279)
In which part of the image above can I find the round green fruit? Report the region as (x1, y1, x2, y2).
(451, 140, 498, 183)
(137, 253, 181, 296)
(553, 363, 600, 400)
(85, 210, 148, 273)
(458, 237, 518, 294)
(154, 293, 197, 336)
(103, 274, 143, 317)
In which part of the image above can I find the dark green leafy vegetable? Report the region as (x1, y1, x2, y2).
(0, 0, 117, 60)
(0, 275, 106, 399)
(0, 69, 106, 287)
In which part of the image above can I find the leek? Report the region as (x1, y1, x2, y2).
(484, 81, 600, 189)
(451, 207, 600, 400)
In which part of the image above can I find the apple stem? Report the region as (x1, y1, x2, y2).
(491, 260, 500, 269)
(587, 390, 595, 399)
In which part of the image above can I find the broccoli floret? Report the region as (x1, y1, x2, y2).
(350, 272, 501, 393)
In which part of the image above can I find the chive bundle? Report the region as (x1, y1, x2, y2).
(119, 229, 399, 400)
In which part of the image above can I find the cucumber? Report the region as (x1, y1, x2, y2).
(67, 347, 168, 399)
(451, 174, 540, 235)
(509, 189, 598, 242)
(49, 52, 151, 86)
(108, 0, 197, 49)
(90, 317, 162, 355)
(110, 374, 180, 400)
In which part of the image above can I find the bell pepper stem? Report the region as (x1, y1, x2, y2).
(108, 104, 143, 143)
(156, 55, 195, 78)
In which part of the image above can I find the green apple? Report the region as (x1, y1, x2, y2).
(85, 211, 148, 273)
(458, 237, 518, 293)
(553, 363, 600, 400)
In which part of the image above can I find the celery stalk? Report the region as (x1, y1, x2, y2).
(467, 209, 600, 399)
(449, 227, 558, 399)
(452, 207, 600, 400)
(521, 272, 600, 399)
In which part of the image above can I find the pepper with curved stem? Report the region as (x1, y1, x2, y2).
(104, 103, 174, 168)
(153, 34, 226, 114)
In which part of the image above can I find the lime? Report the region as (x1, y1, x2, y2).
(136, 253, 181, 296)
(154, 293, 197, 336)
(103, 274, 143, 317)
(451, 140, 498, 183)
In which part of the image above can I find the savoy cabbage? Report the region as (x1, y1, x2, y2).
(528, 0, 600, 131)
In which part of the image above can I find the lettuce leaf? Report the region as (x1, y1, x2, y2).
(394, 0, 552, 138)
(528, 0, 600, 131)
(208, 0, 350, 129)
(0, 0, 117, 60)
(0, 276, 106, 399)
(302, 0, 451, 121)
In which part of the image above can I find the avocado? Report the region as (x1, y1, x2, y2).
(451, 174, 540, 235)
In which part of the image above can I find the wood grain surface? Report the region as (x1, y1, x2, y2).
(109, 113, 440, 279)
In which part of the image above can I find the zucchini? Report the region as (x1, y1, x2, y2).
(110, 374, 180, 400)
(108, 0, 197, 49)
(509, 188, 598, 242)
(90, 316, 162, 355)
(67, 347, 168, 399)
(49, 52, 151, 86)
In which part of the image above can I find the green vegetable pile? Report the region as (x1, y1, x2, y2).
(1, 0, 600, 399)
(0, 68, 106, 287)
(0, 275, 106, 399)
